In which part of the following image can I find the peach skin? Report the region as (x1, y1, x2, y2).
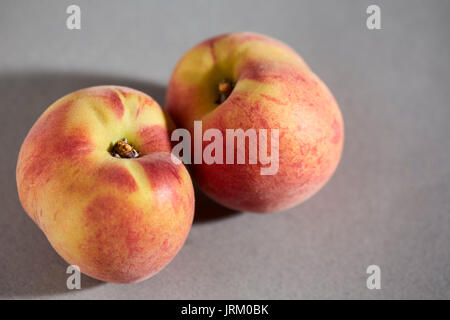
(16, 86, 195, 283)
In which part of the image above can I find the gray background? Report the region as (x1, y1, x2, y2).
(0, 0, 449, 299)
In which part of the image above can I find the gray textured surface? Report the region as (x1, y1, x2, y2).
(1, 0, 449, 299)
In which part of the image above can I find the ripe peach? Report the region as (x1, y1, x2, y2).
(16, 86, 194, 283)
(166, 32, 344, 213)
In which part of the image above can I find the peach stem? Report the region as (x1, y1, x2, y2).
(217, 80, 234, 104)
(110, 138, 139, 158)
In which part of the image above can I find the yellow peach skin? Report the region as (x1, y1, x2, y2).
(16, 86, 194, 283)
(166, 32, 344, 212)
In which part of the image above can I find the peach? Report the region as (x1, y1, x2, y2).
(16, 86, 194, 283)
(166, 32, 344, 213)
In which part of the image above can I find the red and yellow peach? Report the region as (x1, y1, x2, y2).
(166, 32, 344, 212)
(16, 86, 194, 283)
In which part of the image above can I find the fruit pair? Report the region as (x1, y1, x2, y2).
(16, 32, 343, 283)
